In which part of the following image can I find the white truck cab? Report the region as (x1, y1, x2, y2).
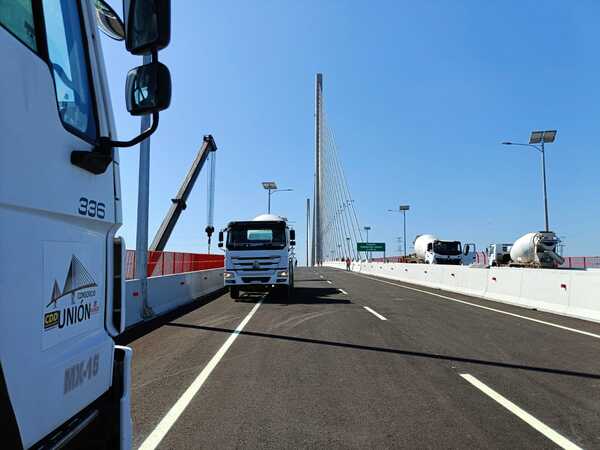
(0, 1, 171, 448)
(219, 214, 296, 300)
(414, 235, 463, 265)
(486, 243, 513, 266)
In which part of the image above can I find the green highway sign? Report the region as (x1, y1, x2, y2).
(357, 242, 385, 252)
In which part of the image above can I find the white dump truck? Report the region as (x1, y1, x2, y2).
(219, 214, 296, 300)
(414, 234, 464, 265)
(510, 231, 564, 268)
(0, 1, 171, 448)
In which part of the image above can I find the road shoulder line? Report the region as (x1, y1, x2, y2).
(350, 272, 600, 340)
(138, 300, 263, 450)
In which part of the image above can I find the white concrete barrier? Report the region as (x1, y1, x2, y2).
(324, 261, 600, 324)
(517, 268, 570, 315)
(484, 267, 524, 306)
(125, 268, 224, 328)
(561, 270, 600, 322)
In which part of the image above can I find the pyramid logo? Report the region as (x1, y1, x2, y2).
(47, 255, 97, 308)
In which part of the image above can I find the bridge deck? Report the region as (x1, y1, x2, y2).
(125, 267, 600, 449)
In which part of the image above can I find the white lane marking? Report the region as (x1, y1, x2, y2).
(326, 280, 332, 284)
(363, 306, 388, 321)
(352, 272, 600, 340)
(319, 275, 324, 279)
(338, 288, 348, 295)
(460, 374, 582, 450)
(138, 301, 263, 450)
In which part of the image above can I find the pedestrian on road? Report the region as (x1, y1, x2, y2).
(345, 257, 351, 271)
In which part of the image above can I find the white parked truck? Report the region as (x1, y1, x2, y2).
(414, 234, 463, 265)
(219, 214, 296, 300)
(486, 243, 513, 266)
(0, 1, 171, 448)
(510, 231, 564, 268)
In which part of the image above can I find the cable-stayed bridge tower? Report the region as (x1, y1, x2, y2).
(312, 74, 364, 265)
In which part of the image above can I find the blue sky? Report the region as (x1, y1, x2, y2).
(101, 1, 600, 264)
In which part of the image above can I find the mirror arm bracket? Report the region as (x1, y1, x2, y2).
(106, 110, 159, 148)
(70, 47, 162, 174)
(71, 111, 159, 174)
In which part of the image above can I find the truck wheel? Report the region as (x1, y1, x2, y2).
(283, 283, 293, 301)
(230, 286, 240, 300)
(277, 285, 289, 301)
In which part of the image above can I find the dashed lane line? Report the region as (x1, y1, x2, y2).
(338, 288, 348, 295)
(460, 374, 582, 450)
(363, 306, 388, 321)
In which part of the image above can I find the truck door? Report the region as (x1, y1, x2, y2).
(0, 1, 116, 447)
(462, 243, 477, 265)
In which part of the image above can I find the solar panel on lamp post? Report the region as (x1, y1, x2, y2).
(502, 130, 556, 232)
(262, 182, 292, 214)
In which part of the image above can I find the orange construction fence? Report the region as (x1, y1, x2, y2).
(125, 250, 224, 280)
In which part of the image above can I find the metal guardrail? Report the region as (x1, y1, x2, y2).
(125, 250, 224, 279)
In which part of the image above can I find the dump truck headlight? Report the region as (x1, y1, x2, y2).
(277, 270, 288, 277)
(223, 272, 234, 279)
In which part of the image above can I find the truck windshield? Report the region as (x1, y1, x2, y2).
(433, 241, 461, 255)
(227, 225, 286, 250)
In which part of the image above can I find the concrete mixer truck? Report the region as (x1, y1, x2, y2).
(509, 231, 564, 268)
(414, 235, 463, 265)
(219, 214, 296, 300)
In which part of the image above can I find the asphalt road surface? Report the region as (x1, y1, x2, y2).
(122, 267, 600, 449)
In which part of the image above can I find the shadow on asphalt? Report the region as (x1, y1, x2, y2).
(236, 286, 351, 305)
(164, 323, 600, 381)
(116, 288, 227, 345)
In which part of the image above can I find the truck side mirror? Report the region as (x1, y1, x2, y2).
(290, 229, 296, 241)
(218, 231, 224, 242)
(125, 62, 171, 115)
(124, 0, 171, 55)
(290, 240, 296, 246)
(95, 0, 125, 41)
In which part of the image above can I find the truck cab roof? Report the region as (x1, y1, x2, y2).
(226, 214, 287, 229)
(252, 214, 287, 222)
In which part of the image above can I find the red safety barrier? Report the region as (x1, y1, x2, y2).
(125, 250, 224, 280)
(559, 256, 600, 269)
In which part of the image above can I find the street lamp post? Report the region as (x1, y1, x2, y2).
(262, 181, 293, 214)
(388, 205, 410, 257)
(502, 130, 556, 232)
(364, 226, 371, 260)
